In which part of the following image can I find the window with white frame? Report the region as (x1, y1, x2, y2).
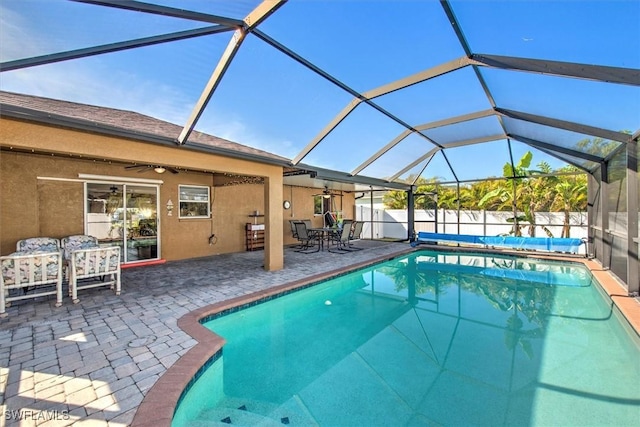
(179, 185, 210, 218)
(313, 195, 324, 215)
(314, 195, 332, 215)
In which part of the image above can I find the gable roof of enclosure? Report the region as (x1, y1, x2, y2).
(0, 0, 638, 188)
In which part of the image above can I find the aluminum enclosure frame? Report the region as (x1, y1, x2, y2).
(1, 0, 638, 292)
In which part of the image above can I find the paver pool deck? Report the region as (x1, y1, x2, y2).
(0, 241, 413, 426)
(1, 241, 638, 426)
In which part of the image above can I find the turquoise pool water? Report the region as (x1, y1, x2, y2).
(173, 251, 640, 426)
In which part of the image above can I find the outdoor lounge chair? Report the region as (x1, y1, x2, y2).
(61, 234, 101, 295)
(293, 221, 320, 253)
(16, 237, 61, 253)
(61, 235, 100, 260)
(68, 246, 121, 304)
(328, 220, 355, 253)
(1, 237, 64, 317)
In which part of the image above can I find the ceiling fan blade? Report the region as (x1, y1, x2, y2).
(125, 165, 146, 170)
(166, 167, 179, 174)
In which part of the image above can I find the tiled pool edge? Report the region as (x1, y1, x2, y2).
(515, 252, 640, 338)
(130, 246, 640, 427)
(130, 246, 416, 427)
(581, 258, 640, 338)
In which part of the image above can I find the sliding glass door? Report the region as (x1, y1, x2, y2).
(86, 182, 159, 263)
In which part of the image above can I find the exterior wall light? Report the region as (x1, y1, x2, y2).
(166, 199, 174, 216)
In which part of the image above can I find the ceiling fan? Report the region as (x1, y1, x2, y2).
(313, 186, 342, 198)
(125, 164, 179, 174)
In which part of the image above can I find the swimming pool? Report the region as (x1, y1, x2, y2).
(172, 251, 640, 426)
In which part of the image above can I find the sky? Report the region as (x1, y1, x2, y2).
(1, 0, 639, 184)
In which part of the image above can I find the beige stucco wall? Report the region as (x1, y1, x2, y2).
(281, 185, 356, 245)
(0, 118, 355, 264)
(0, 150, 239, 259)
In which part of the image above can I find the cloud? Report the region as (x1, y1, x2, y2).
(0, 4, 35, 61)
(196, 110, 298, 158)
(0, 1, 193, 126)
(2, 61, 298, 159)
(0, 3, 298, 160)
(1, 62, 192, 123)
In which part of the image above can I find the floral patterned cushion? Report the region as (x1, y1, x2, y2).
(16, 237, 61, 254)
(1, 251, 62, 286)
(71, 247, 120, 276)
(61, 235, 99, 260)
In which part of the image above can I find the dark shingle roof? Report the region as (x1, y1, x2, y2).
(0, 90, 289, 164)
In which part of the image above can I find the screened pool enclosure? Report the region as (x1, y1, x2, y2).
(0, 0, 638, 292)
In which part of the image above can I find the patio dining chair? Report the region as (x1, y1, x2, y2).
(328, 220, 355, 253)
(289, 220, 305, 249)
(348, 221, 364, 250)
(293, 221, 320, 253)
(324, 211, 336, 228)
(289, 220, 300, 240)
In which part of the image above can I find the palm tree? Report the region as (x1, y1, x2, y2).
(459, 180, 500, 210)
(380, 152, 588, 238)
(382, 176, 439, 209)
(518, 164, 558, 237)
(415, 178, 438, 209)
(550, 174, 587, 237)
(383, 190, 408, 209)
(436, 185, 458, 210)
(479, 152, 560, 236)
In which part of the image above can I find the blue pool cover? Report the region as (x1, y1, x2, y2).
(415, 259, 591, 287)
(415, 232, 584, 254)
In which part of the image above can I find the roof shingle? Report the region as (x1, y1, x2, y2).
(0, 90, 288, 163)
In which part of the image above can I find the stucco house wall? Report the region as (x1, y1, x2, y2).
(0, 117, 354, 263)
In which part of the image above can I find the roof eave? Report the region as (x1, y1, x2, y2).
(0, 104, 293, 168)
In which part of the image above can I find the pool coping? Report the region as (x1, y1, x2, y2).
(130, 246, 640, 426)
(130, 246, 416, 426)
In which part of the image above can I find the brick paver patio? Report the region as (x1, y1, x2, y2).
(0, 241, 410, 426)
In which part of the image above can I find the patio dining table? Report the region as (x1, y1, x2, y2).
(308, 227, 339, 251)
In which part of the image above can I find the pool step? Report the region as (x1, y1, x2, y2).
(188, 396, 317, 426)
(189, 407, 284, 426)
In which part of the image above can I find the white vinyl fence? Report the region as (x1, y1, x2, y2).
(355, 207, 588, 241)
